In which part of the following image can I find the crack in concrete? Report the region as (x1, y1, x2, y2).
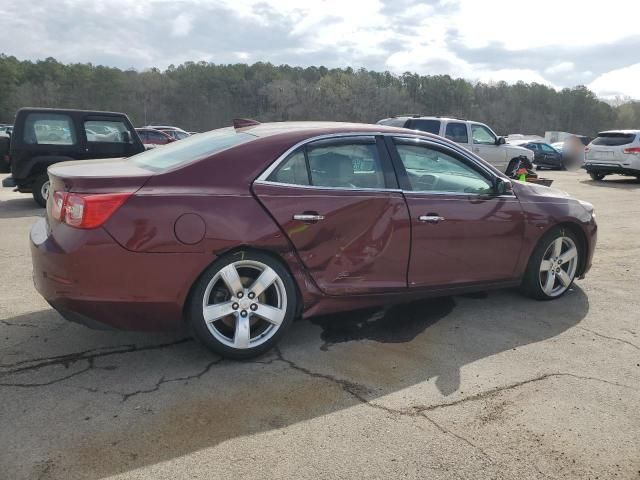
(0, 338, 192, 377)
(0, 319, 39, 328)
(0, 358, 140, 388)
(274, 348, 495, 463)
(108, 358, 224, 401)
(411, 373, 637, 414)
(576, 326, 640, 351)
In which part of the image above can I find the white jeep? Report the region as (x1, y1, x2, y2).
(377, 115, 534, 175)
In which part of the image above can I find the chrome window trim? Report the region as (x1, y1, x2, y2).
(255, 131, 516, 198)
(253, 180, 402, 194)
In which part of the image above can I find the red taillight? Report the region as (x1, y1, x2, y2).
(623, 147, 640, 154)
(51, 191, 67, 221)
(50, 192, 131, 229)
(584, 147, 590, 153)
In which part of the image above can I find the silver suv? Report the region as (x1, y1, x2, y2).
(377, 115, 533, 175)
(584, 130, 640, 181)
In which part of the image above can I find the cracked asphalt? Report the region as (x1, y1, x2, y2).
(1, 171, 639, 480)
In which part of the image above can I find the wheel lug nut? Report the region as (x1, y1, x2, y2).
(240, 310, 248, 317)
(250, 304, 257, 311)
(237, 292, 244, 299)
(248, 292, 255, 299)
(232, 303, 239, 310)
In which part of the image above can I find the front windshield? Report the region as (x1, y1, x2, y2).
(131, 127, 255, 171)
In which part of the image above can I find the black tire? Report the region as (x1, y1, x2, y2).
(520, 226, 582, 301)
(589, 172, 605, 181)
(187, 251, 297, 359)
(32, 173, 50, 207)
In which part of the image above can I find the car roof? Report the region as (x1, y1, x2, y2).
(383, 115, 467, 123)
(597, 130, 640, 135)
(237, 121, 431, 139)
(17, 107, 127, 116)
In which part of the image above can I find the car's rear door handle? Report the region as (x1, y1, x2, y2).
(418, 215, 445, 224)
(293, 213, 325, 222)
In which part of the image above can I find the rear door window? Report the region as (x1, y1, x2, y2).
(84, 120, 132, 143)
(592, 133, 637, 146)
(306, 139, 386, 189)
(444, 122, 468, 143)
(24, 113, 76, 145)
(405, 119, 441, 135)
(539, 143, 556, 153)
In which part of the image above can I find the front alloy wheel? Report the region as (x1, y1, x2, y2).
(189, 252, 296, 359)
(538, 236, 578, 297)
(521, 227, 582, 300)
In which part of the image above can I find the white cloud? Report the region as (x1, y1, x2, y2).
(589, 63, 640, 99)
(545, 62, 574, 75)
(171, 14, 193, 37)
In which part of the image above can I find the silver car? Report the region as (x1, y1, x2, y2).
(585, 130, 640, 181)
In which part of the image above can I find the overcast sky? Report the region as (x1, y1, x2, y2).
(1, 0, 639, 99)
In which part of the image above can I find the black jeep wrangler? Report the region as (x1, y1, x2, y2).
(2, 108, 145, 206)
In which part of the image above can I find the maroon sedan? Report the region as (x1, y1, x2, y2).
(31, 120, 597, 358)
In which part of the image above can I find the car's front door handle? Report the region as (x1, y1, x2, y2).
(418, 215, 445, 224)
(293, 213, 325, 222)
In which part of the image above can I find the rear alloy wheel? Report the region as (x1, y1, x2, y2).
(589, 172, 605, 181)
(521, 227, 581, 300)
(188, 252, 296, 359)
(32, 174, 50, 207)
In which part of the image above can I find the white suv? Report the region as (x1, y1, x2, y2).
(584, 130, 640, 181)
(377, 116, 534, 175)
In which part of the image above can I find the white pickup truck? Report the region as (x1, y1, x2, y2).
(377, 115, 534, 175)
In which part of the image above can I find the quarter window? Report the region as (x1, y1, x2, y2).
(268, 150, 310, 186)
(471, 124, 497, 145)
(445, 122, 468, 143)
(395, 142, 493, 194)
(24, 113, 76, 145)
(85, 120, 132, 143)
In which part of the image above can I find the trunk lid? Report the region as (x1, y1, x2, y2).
(48, 158, 154, 194)
(587, 132, 638, 163)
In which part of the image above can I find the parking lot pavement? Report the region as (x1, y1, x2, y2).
(0, 171, 638, 480)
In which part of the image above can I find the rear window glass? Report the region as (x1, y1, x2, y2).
(406, 119, 441, 135)
(24, 113, 76, 145)
(592, 133, 636, 146)
(131, 127, 254, 170)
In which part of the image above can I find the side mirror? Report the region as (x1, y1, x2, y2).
(496, 136, 506, 145)
(494, 177, 512, 195)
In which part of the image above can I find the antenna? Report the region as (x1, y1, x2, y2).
(233, 118, 261, 129)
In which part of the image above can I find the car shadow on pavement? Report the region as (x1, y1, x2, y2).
(0, 286, 589, 479)
(0, 197, 44, 219)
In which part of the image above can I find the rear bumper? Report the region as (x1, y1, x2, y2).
(30, 217, 211, 331)
(584, 161, 640, 175)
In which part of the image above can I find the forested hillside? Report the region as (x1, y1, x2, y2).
(1, 55, 638, 135)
